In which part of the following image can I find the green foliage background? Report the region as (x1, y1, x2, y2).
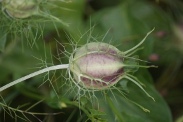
(0, 0, 183, 121)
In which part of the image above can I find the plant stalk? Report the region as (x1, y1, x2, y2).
(0, 64, 69, 92)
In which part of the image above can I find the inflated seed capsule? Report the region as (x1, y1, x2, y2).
(2, 0, 40, 18)
(69, 42, 124, 89)
(69, 29, 156, 101)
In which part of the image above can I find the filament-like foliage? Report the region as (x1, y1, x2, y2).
(0, 0, 71, 49)
(0, 97, 62, 122)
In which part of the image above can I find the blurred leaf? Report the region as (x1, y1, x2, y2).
(0, 31, 7, 52)
(91, 1, 172, 56)
(97, 69, 172, 122)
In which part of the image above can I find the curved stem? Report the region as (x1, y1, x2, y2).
(124, 75, 155, 101)
(37, 11, 69, 27)
(124, 28, 155, 55)
(0, 64, 69, 92)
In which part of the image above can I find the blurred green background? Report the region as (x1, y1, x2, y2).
(0, 0, 183, 121)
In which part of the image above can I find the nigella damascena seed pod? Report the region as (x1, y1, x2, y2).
(69, 29, 155, 101)
(2, 0, 40, 18)
(69, 42, 125, 90)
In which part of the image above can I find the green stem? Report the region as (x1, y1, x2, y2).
(0, 64, 69, 92)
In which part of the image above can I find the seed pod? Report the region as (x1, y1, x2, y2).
(69, 29, 155, 101)
(69, 42, 124, 90)
(2, 0, 40, 18)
